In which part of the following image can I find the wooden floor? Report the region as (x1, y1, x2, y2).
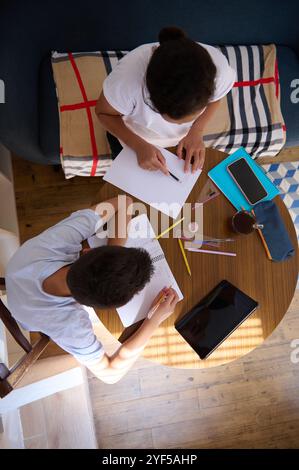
(20, 381, 97, 449)
(88, 292, 299, 449)
(12, 156, 102, 243)
(1, 356, 97, 449)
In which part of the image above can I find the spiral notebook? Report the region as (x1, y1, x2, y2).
(88, 214, 183, 327)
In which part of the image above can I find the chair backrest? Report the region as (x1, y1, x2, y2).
(0, 279, 50, 398)
(0, 297, 32, 353)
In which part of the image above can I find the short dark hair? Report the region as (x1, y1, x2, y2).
(146, 26, 217, 119)
(67, 246, 154, 308)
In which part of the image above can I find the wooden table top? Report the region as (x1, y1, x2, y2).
(96, 148, 298, 369)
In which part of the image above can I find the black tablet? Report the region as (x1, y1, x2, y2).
(175, 280, 258, 360)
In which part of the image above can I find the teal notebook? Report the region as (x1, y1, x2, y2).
(208, 147, 280, 211)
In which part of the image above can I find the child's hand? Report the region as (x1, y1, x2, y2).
(135, 142, 169, 175)
(177, 129, 206, 173)
(148, 287, 180, 325)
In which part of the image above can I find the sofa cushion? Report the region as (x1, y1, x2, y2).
(51, 45, 287, 178)
(39, 45, 298, 167)
(276, 46, 299, 148)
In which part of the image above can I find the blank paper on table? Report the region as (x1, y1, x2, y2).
(103, 146, 201, 219)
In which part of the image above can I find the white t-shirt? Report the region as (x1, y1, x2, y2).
(103, 42, 236, 148)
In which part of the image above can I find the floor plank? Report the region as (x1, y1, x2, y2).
(88, 292, 299, 449)
(20, 383, 97, 449)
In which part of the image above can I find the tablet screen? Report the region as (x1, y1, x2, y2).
(175, 280, 258, 359)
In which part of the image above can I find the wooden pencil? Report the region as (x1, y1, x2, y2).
(155, 217, 184, 240)
(147, 286, 172, 319)
(147, 292, 166, 319)
(178, 238, 192, 276)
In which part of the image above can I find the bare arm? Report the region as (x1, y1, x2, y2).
(91, 195, 133, 247)
(86, 288, 179, 384)
(95, 92, 168, 174)
(95, 93, 145, 153)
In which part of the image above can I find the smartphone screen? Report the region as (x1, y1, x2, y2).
(228, 158, 267, 205)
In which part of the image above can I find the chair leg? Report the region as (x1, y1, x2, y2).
(0, 380, 13, 398)
(6, 335, 50, 391)
(0, 300, 32, 353)
(0, 379, 13, 398)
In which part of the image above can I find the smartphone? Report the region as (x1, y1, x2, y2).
(227, 157, 267, 205)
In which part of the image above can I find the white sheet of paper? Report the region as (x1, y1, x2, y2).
(103, 145, 202, 219)
(88, 214, 183, 327)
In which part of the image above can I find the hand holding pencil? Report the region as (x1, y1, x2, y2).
(147, 287, 180, 324)
(136, 142, 169, 174)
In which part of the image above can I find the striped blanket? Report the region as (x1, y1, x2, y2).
(51, 45, 285, 179)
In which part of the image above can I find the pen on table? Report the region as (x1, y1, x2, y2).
(185, 238, 235, 244)
(186, 247, 237, 257)
(178, 238, 192, 276)
(160, 159, 181, 182)
(155, 217, 185, 240)
(168, 171, 181, 183)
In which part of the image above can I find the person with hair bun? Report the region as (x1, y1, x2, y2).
(96, 26, 236, 173)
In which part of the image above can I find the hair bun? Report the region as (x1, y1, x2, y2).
(158, 26, 187, 45)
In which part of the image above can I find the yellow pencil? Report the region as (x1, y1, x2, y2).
(147, 285, 173, 319)
(178, 238, 192, 276)
(155, 217, 184, 240)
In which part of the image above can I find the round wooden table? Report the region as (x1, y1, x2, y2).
(96, 148, 298, 369)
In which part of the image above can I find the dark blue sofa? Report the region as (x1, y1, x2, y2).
(0, 0, 299, 165)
